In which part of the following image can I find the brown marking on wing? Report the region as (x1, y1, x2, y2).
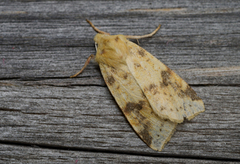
(149, 84, 157, 90)
(185, 85, 201, 101)
(124, 102, 135, 113)
(123, 73, 128, 79)
(134, 63, 141, 67)
(107, 75, 115, 85)
(110, 66, 116, 73)
(178, 86, 201, 101)
(136, 100, 145, 110)
(178, 90, 185, 98)
(124, 101, 145, 113)
(139, 125, 153, 146)
(160, 107, 166, 111)
(161, 69, 171, 86)
(138, 49, 146, 57)
(149, 84, 159, 95)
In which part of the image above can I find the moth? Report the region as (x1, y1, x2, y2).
(71, 20, 205, 151)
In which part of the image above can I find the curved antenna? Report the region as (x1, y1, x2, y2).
(125, 25, 161, 39)
(86, 19, 110, 35)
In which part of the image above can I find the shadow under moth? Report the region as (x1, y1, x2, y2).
(71, 20, 205, 151)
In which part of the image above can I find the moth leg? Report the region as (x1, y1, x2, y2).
(70, 54, 95, 78)
(125, 25, 161, 39)
(86, 19, 110, 35)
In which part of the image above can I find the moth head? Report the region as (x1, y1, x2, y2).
(94, 33, 129, 67)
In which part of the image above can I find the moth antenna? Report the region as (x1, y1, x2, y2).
(125, 25, 161, 39)
(86, 19, 110, 35)
(70, 54, 95, 78)
(136, 39, 140, 45)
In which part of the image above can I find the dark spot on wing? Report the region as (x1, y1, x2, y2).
(161, 69, 171, 87)
(138, 49, 146, 57)
(115, 36, 119, 42)
(134, 63, 141, 67)
(178, 90, 185, 98)
(125, 102, 136, 113)
(176, 108, 179, 111)
(136, 101, 145, 110)
(139, 125, 153, 146)
(124, 101, 145, 113)
(149, 84, 159, 95)
(175, 81, 182, 89)
(116, 86, 120, 90)
(177, 85, 201, 101)
(149, 84, 157, 90)
(185, 85, 201, 101)
(123, 73, 128, 79)
(170, 108, 173, 111)
(107, 75, 115, 85)
(160, 107, 165, 111)
(110, 67, 116, 73)
(159, 128, 162, 132)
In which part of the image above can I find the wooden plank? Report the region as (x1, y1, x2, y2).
(0, 0, 239, 163)
(0, 1, 239, 85)
(0, 81, 239, 159)
(0, 144, 238, 164)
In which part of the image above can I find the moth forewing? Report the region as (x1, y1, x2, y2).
(126, 41, 205, 123)
(99, 62, 177, 151)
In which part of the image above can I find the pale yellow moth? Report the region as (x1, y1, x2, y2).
(71, 20, 205, 151)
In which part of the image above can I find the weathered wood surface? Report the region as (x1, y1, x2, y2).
(0, 144, 238, 164)
(0, 0, 239, 163)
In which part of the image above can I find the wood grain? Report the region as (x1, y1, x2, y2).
(1, 144, 238, 164)
(0, 0, 239, 163)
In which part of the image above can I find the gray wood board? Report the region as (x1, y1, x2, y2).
(0, 0, 240, 163)
(0, 82, 239, 159)
(0, 144, 238, 164)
